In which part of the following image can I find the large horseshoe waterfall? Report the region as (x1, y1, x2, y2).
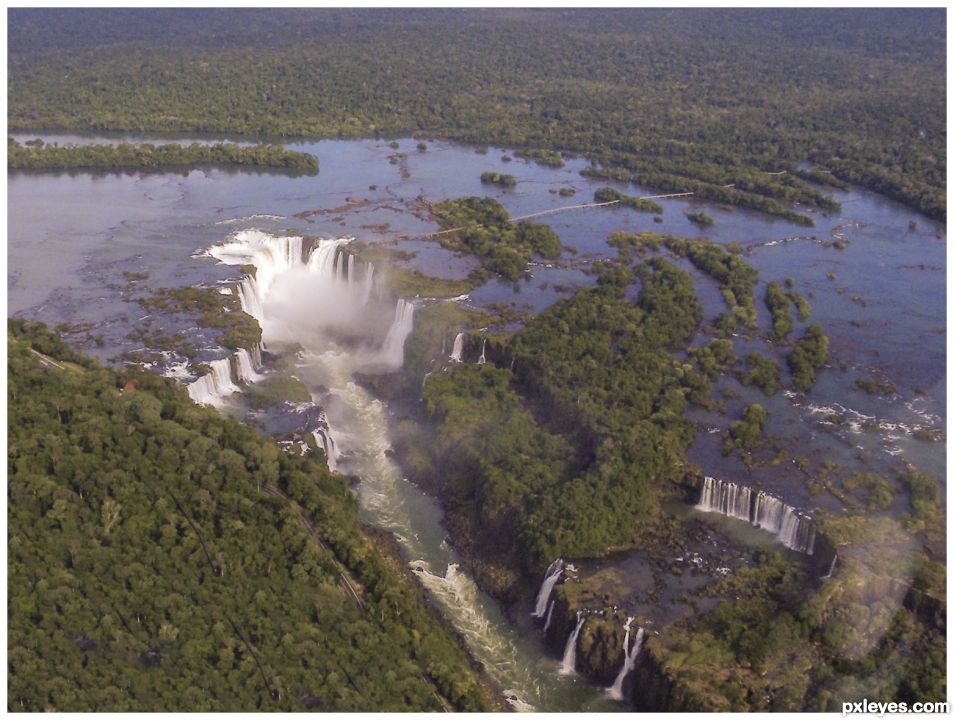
(194, 229, 612, 712)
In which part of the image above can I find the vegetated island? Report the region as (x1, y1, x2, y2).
(7, 138, 319, 174)
(430, 196, 562, 282)
(6, 8, 944, 221)
(594, 186, 663, 213)
(480, 171, 516, 188)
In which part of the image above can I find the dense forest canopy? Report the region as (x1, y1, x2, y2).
(7, 138, 319, 173)
(7, 8, 946, 220)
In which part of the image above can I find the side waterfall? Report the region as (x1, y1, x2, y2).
(696, 476, 816, 554)
(235, 348, 264, 384)
(543, 601, 555, 634)
(312, 428, 341, 472)
(532, 559, 565, 617)
(450, 332, 464, 362)
(607, 620, 644, 701)
(560, 611, 585, 676)
(187, 347, 267, 406)
(187, 358, 240, 405)
(478, 337, 487, 365)
(822, 554, 838, 579)
(379, 299, 415, 370)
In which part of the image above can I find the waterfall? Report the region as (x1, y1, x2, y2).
(378, 299, 415, 370)
(237, 275, 266, 324)
(559, 611, 585, 676)
(196, 229, 605, 711)
(209, 230, 304, 308)
(478, 337, 487, 365)
(312, 428, 340, 472)
(607, 620, 644, 701)
(532, 559, 564, 617)
(543, 601, 555, 634)
(697, 476, 752, 521)
(209, 231, 376, 330)
(360, 264, 375, 307)
(234, 348, 264, 384)
(696, 476, 816, 554)
(187, 358, 240, 406)
(450, 332, 464, 362)
(822, 554, 838, 579)
(421, 370, 433, 397)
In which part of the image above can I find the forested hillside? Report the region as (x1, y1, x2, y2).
(7, 320, 493, 712)
(7, 8, 945, 220)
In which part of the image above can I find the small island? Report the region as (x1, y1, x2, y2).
(7, 138, 320, 174)
(480, 171, 517, 188)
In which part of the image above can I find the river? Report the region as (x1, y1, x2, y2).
(7, 132, 946, 709)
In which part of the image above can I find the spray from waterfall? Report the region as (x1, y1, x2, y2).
(532, 559, 565, 617)
(696, 476, 816, 554)
(560, 611, 585, 676)
(201, 230, 412, 369)
(607, 620, 644, 701)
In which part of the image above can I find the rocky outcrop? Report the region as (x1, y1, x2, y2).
(902, 582, 945, 629)
(576, 615, 627, 685)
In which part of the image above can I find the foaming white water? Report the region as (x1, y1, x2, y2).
(786, 392, 942, 456)
(214, 213, 286, 225)
(450, 332, 464, 362)
(209, 230, 305, 317)
(543, 601, 555, 633)
(205, 229, 407, 363)
(157, 351, 192, 380)
(235, 348, 264, 384)
(308, 358, 543, 710)
(187, 358, 239, 405)
(607, 620, 644, 701)
(532, 559, 564, 617)
(186, 345, 264, 407)
(378, 299, 415, 370)
(505, 693, 536, 713)
(311, 428, 341, 472)
(560, 611, 585, 676)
